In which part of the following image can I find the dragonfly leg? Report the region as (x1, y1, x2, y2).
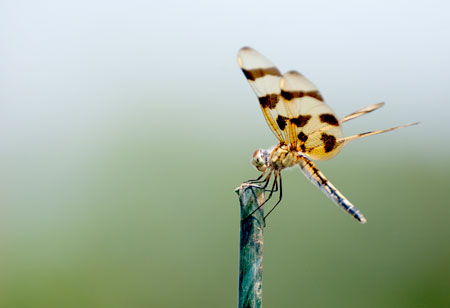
(245, 171, 268, 184)
(263, 171, 283, 222)
(242, 171, 277, 222)
(245, 173, 263, 183)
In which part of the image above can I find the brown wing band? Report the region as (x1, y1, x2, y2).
(242, 67, 281, 81)
(281, 90, 324, 101)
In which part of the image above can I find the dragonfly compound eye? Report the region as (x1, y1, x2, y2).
(251, 149, 267, 171)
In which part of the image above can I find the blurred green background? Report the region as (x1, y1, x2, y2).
(2, 0, 449, 307)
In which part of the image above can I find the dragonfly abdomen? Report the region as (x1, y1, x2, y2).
(298, 156, 367, 224)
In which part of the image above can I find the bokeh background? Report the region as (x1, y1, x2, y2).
(2, 0, 449, 307)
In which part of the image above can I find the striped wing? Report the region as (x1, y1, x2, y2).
(280, 71, 344, 160)
(238, 47, 419, 159)
(238, 47, 290, 142)
(281, 71, 420, 159)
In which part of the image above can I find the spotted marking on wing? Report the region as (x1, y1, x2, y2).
(276, 115, 289, 131)
(297, 131, 308, 142)
(259, 94, 279, 109)
(291, 115, 312, 127)
(319, 113, 339, 126)
(321, 133, 337, 153)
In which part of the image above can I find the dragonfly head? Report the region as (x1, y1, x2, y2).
(251, 149, 270, 172)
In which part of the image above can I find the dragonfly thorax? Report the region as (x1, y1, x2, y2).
(269, 144, 301, 170)
(252, 144, 301, 172)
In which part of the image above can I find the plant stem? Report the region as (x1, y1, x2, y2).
(236, 184, 264, 308)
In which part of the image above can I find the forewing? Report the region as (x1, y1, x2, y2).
(238, 47, 290, 142)
(280, 71, 344, 160)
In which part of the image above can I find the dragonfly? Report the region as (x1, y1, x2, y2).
(238, 47, 418, 224)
